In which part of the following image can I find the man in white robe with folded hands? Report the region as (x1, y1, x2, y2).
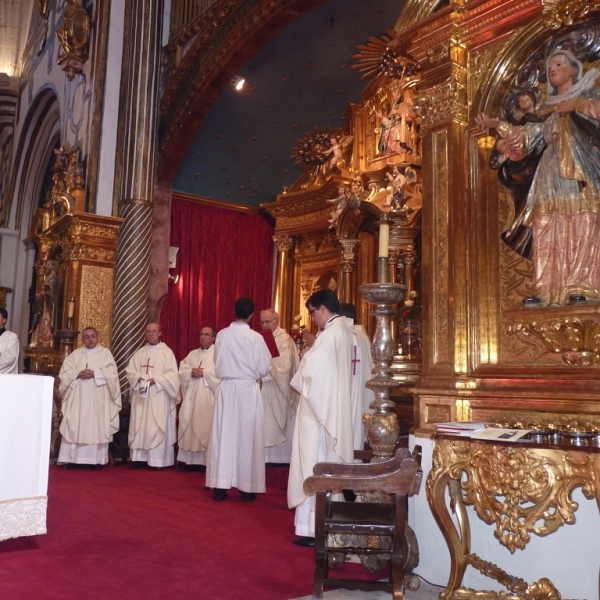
(206, 297, 272, 502)
(58, 327, 121, 468)
(177, 326, 220, 469)
(0, 308, 19, 374)
(260, 308, 299, 464)
(288, 288, 355, 546)
(127, 322, 180, 469)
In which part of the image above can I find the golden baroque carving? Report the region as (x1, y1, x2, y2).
(414, 78, 467, 132)
(273, 235, 294, 253)
(542, 0, 591, 30)
(79, 265, 114, 347)
(427, 42, 450, 64)
(56, 0, 91, 80)
(430, 440, 597, 554)
(507, 311, 600, 366)
(432, 130, 450, 364)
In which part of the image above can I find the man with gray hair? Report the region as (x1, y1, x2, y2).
(58, 327, 121, 468)
(259, 308, 299, 464)
(0, 307, 19, 374)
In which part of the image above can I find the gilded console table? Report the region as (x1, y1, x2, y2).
(426, 436, 600, 599)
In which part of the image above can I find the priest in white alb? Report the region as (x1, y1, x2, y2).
(0, 307, 19, 374)
(259, 309, 299, 464)
(288, 289, 355, 546)
(57, 327, 121, 467)
(177, 326, 220, 469)
(206, 297, 272, 502)
(127, 322, 180, 469)
(339, 302, 375, 451)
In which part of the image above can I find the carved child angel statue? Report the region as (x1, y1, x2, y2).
(476, 50, 600, 306)
(327, 185, 349, 229)
(324, 136, 353, 170)
(383, 166, 417, 210)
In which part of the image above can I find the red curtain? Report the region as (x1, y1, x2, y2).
(160, 197, 274, 361)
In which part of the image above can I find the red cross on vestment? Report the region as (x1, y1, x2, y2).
(141, 359, 154, 375)
(351, 345, 360, 376)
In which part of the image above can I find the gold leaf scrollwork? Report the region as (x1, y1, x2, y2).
(453, 443, 596, 553)
(542, 0, 591, 30)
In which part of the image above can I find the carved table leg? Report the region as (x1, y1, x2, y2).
(427, 466, 470, 598)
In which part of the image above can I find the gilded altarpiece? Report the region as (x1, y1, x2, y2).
(262, 67, 425, 428)
(380, 0, 600, 434)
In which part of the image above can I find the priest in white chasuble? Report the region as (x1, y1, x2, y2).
(177, 326, 220, 468)
(0, 307, 19, 374)
(57, 327, 121, 467)
(127, 322, 180, 469)
(339, 303, 375, 451)
(259, 309, 299, 464)
(288, 289, 355, 545)
(206, 297, 272, 502)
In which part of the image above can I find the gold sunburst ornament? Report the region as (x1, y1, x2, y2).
(290, 126, 340, 169)
(352, 29, 420, 80)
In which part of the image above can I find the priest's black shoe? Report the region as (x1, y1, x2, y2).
(213, 488, 228, 501)
(240, 491, 256, 502)
(62, 463, 76, 470)
(292, 537, 315, 547)
(129, 461, 145, 470)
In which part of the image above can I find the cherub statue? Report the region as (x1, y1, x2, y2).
(324, 136, 353, 170)
(383, 166, 417, 210)
(326, 185, 349, 229)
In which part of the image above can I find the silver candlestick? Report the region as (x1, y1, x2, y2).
(360, 281, 406, 460)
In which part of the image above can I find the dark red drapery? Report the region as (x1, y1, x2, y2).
(160, 197, 274, 361)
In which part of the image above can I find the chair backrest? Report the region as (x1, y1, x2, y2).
(304, 445, 423, 496)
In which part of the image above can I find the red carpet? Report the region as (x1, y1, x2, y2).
(0, 464, 315, 600)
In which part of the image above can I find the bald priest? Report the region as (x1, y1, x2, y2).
(57, 327, 121, 467)
(127, 322, 180, 469)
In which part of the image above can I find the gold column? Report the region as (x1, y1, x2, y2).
(111, 0, 164, 396)
(272, 235, 295, 328)
(339, 237, 359, 304)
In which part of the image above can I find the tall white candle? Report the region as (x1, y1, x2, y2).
(379, 221, 389, 258)
(68, 298, 75, 318)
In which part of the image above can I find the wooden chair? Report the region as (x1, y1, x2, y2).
(303, 446, 422, 600)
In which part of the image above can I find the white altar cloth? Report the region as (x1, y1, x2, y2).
(0, 374, 53, 541)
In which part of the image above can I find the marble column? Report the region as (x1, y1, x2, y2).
(111, 0, 164, 396)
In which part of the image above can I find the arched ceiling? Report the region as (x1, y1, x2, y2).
(162, 0, 407, 208)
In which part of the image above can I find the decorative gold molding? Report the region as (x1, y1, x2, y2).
(507, 305, 600, 366)
(431, 130, 450, 365)
(415, 78, 468, 132)
(79, 265, 114, 347)
(542, 0, 591, 30)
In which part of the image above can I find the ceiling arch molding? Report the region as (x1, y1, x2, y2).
(158, 0, 324, 183)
